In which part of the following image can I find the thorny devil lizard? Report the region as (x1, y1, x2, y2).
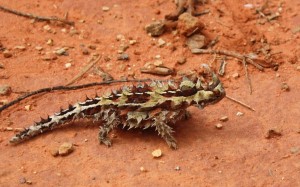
(10, 64, 225, 149)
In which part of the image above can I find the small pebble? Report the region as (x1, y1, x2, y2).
(42, 54, 57, 61)
(102, 6, 110, 12)
(175, 166, 181, 171)
(0, 99, 8, 105)
(186, 34, 206, 50)
(61, 28, 67, 33)
(177, 57, 186, 64)
(0, 85, 11, 95)
(296, 66, 300, 71)
(26, 180, 32, 185)
(3, 50, 12, 58)
(145, 21, 165, 37)
(58, 142, 74, 156)
(129, 40, 137, 45)
(14, 46, 26, 51)
(219, 116, 228, 122)
(244, 3, 254, 9)
(236, 112, 244, 116)
(116, 34, 125, 41)
(153, 60, 163, 66)
(117, 53, 129, 61)
(55, 48, 68, 56)
(65, 63, 72, 69)
(35, 46, 43, 51)
(155, 55, 161, 59)
(119, 44, 129, 52)
(24, 105, 31, 111)
(46, 39, 54, 46)
(281, 82, 290, 91)
(265, 128, 282, 139)
(158, 38, 166, 47)
(140, 167, 147, 172)
(178, 13, 205, 36)
(232, 73, 240, 79)
(215, 123, 223, 129)
(43, 25, 51, 31)
(5, 127, 13, 131)
(69, 28, 79, 35)
(152, 149, 162, 158)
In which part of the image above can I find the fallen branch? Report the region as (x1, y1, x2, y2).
(0, 5, 74, 25)
(226, 95, 255, 111)
(0, 79, 152, 112)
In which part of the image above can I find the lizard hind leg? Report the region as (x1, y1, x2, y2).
(98, 124, 113, 147)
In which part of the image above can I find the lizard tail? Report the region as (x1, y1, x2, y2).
(10, 97, 102, 144)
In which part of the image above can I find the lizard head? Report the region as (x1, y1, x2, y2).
(179, 64, 225, 109)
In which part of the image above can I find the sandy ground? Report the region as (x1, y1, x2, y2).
(0, 0, 299, 186)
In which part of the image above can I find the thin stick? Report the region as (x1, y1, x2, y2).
(0, 5, 74, 25)
(191, 49, 266, 70)
(0, 79, 153, 113)
(65, 55, 102, 86)
(94, 66, 114, 82)
(225, 95, 255, 111)
(242, 58, 253, 94)
(218, 57, 227, 76)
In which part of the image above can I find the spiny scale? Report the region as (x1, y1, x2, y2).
(10, 65, 225, 149)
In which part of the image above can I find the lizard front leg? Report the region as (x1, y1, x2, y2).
(155, 120, 178, 149)
(98, 110, 120, 147)
(153, 110, 188, 149)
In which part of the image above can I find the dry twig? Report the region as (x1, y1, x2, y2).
(242, 58, 253, 94)
(226, 95, 255, 111)
(140, 65, 174, 76)
(65, 55, 102, 86)
(191, 49, 269, 70)
(0, 5, 74, 25)
(192, 49, 269, 94)
(0, 79, 153, 113)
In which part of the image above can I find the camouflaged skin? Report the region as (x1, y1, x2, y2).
(10, 64, 225, 149)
